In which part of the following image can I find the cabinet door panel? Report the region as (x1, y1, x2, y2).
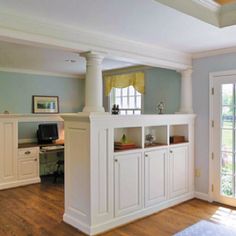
(115, 152, 142, 217)
(145, 149, 167, 207)
(18, 158, 38, 180)
(169, 146, 188, 198)
(2, 121, 17, 182)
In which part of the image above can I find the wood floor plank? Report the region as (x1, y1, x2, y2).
(1, 180, 236, 236)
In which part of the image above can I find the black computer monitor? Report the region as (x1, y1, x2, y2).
(37, 123, 58, 144)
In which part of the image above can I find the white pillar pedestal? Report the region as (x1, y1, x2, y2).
(178, 69, 193, 114)
(80, 52, 105, 113)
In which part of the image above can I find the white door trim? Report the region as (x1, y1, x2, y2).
(209, 69, 236, 203)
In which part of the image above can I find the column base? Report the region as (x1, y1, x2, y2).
(176, 109, 194, 114)
(82, 106, 105, 113)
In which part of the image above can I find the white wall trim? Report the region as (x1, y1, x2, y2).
(209, 69, 236, 78)
(0, 9, 191, 70)
(194, 191, 211, 202)
(192, 47, 236, 59)
(209, 74, 214, 203)
(64, 192, 194, 235)
(0, 66, 84, 79)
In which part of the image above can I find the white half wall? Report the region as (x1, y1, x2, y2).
(193, 52, 236, 194)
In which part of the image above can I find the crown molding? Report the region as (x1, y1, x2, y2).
(192, 0, 220, 12)
(0, 9, 191, 70)
(103, 65, 151, 76)
(192, 46, 236, 59)
(0, 67, 84, 79)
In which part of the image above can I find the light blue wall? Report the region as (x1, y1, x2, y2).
(0, 71, 85, 140)
(103, 67, 181, 114)
(144, 68, 181, 114)
(0, 71, 85, 114)
(0, 71, 85, 176)
(193, 53, 236, 194)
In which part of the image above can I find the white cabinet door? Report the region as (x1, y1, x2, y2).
(18, 158, 39, 180)
(169, 145, 188, 198)
(114, 152, 142, 217)
(144, 149, 168, 207)
(0, 121, 17, 183)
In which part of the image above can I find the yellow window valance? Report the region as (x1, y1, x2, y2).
(105, 72, 145, 96)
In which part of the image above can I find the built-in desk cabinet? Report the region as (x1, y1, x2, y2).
(0, 118, 40, 190)
(0, 115, 63, 190)
(18, 147, 39, 181)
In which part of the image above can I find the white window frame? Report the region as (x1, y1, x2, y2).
(109, 86, 144, 115)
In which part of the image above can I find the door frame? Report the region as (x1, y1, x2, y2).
(209, 69, 236, 202)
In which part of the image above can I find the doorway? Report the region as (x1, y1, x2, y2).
(210, 72, 236, 206)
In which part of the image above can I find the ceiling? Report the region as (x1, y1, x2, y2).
(0, 0, 236, 74)
(0, 41, 136, 77)
(0, 0, 236, 53)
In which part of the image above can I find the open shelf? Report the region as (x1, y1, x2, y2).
(144, 126, 168, 148)
(169, 124, 189, 145)
(114, 127, 142, 152)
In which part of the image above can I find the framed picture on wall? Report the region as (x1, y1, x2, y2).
(32, 95, 59, 114)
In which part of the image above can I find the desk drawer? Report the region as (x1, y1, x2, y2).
(18, 147, 39, 158)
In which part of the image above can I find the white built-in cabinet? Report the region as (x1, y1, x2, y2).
(169, 145, 188, 198)
(0, 118, 40, 190)
(18, 147, 39, 180)
(62, 114, 195, 236)
(114, 152, 142, 217)
(144, 148, 168, 207)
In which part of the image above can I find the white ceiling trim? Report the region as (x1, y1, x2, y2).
(155, 0, 219, 27)
(192, 0, 220, 12)
(156, 0, 236, 28)
(192, 46, 236, 59)
(0, 9, 191, 70)
(0, 67, 84, 79)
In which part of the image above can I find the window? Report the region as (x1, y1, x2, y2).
(110, 86, 142, 115)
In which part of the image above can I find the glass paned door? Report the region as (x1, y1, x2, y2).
(221, 84, 235, 197)
(212, 75, 236, 206)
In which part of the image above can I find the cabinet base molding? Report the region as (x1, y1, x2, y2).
(0, 178, 41, 191)
(63, 192, 195, 236)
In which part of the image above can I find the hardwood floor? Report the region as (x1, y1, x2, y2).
(0, 180, 236, 236)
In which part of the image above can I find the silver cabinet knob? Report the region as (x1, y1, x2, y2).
(170, 150, 173, 153)
(114, 159, 118, 162)
(145, 154, 148, 157)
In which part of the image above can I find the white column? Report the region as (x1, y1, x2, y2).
(80, 51, 105, 113)
(178, 68, 193, 114)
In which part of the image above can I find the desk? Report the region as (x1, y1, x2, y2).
(18, 140, 64, 177)
(18, 139, 64, 149)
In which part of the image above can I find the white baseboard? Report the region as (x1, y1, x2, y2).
(0, 178, 41, 190)
(194, 191, 210, 202)
(64, 192, 195, 236)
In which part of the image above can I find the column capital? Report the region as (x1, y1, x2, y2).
(178, 68, 193, 77)
(80, 51, 105, 62)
